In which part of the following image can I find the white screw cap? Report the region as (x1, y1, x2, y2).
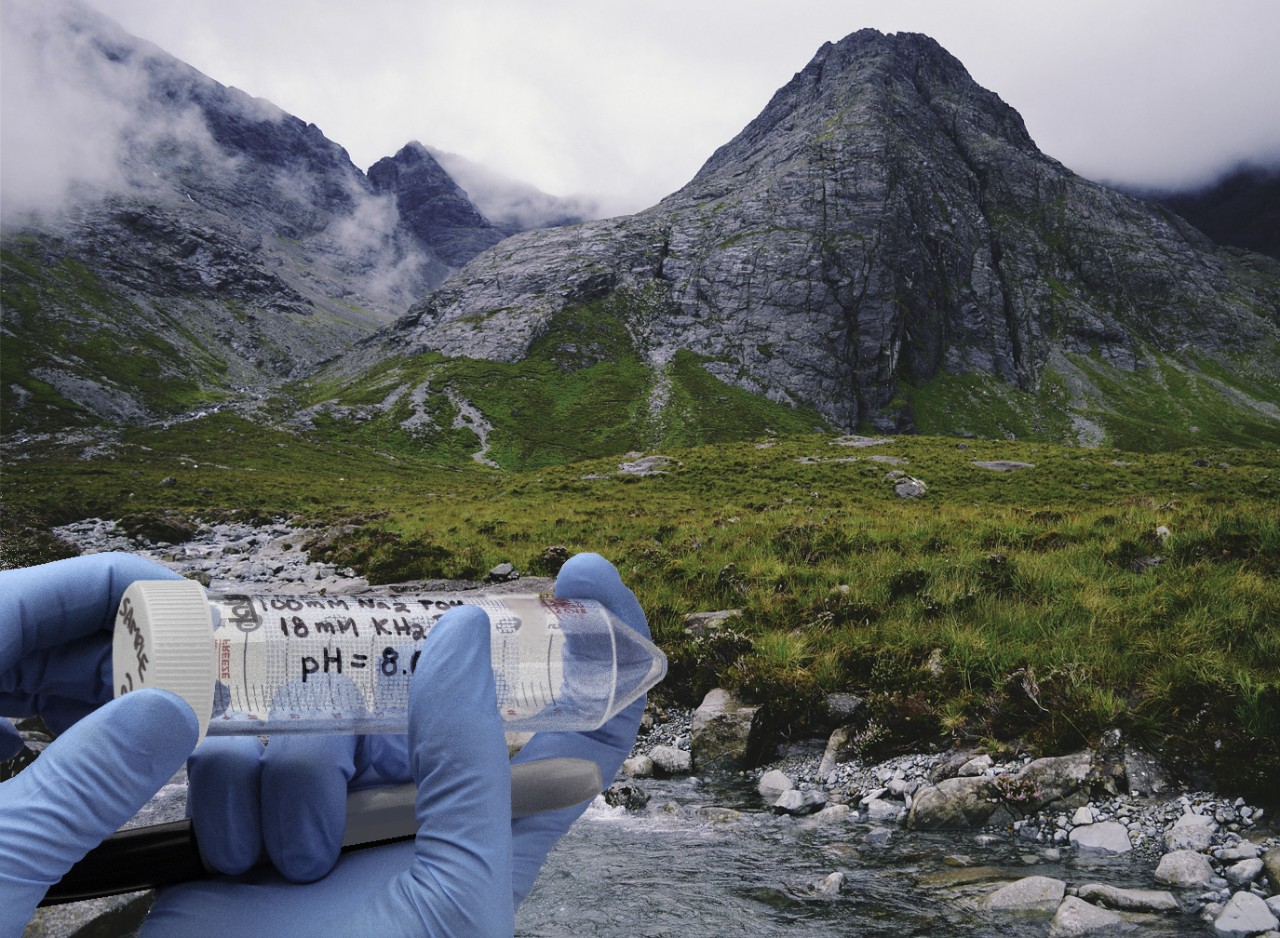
(113, 580, 215, 743)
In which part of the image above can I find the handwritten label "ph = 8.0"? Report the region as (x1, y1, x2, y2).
(300, 646, 423, 681)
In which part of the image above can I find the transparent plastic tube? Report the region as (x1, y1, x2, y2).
(113, 580, 666, 741)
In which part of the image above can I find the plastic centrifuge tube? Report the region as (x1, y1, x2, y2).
(113, 580, 666, 742)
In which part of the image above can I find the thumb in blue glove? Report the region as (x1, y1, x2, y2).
(141, 605, 514, 937)
(0, 689, 197, 936)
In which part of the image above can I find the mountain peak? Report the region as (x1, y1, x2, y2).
(367, 141, 505, 268)
(675, 27, 1035, 205)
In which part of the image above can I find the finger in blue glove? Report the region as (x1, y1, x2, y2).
(0, 689, 198, 934)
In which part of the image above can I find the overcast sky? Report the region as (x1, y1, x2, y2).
(14, 0, 1280, 217)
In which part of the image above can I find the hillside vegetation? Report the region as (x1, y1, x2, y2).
(4, 417, 1277, 801)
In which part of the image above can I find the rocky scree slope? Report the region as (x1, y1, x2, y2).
(353, 29, 1280, 441)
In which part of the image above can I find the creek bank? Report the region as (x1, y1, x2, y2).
(621, 695, 1279, 937)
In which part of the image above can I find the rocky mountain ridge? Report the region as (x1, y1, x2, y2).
(344, 29, 1279, 448)
(0, 0, 586, 436)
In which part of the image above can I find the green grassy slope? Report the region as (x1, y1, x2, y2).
(5, 418, 1277, 800)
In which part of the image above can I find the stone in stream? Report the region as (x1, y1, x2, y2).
(773, 789, 828, 816)
(1213, 891, 1279, 937)
(602, 783, 650, 811)
(986, 875, 1066, 913)
(1068, 821, 1132, 854)
(621, 755, 655, 778)
(1048, 896, 1124, 937)
(815, 872, 845, 897)
(757, 769, 794, 802)
(648, 745, 691, 776)
(1225, 858, 1264, 886)
(1154, 849, 1215, 888)
(1164, 811, 1217, 851)
(1074, 883, 1179, 913)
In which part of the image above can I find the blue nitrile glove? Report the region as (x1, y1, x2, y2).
(0, 554, 200, 935)
(144, 552, 648, 933)
(141, 604, 514, 936)
(509, 552, 649, 903)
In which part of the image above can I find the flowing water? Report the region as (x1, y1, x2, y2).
(517, 777, 1211, 937)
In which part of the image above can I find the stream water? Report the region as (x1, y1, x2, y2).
(517, 777, 1210, 937)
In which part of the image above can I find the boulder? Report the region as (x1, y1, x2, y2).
(1121, 746, 1171, 796)
(811, 804, 852, 824)
(682, 609, 742, 638)
(816, 872, 845, 897)
(865, 797, 906, 823)
(1214, 891, 1279, 937)
(484, 562, 518, 582)
(774, 789, 828, 816)
(959, 754, 993, 776)
(817, 725, 857, 777)
(1263, 847, 1280, 890)
(908, 775, 999, 829)
(1165, 812, 1217, 852)
(1069, 822, 1132, 854)
(1049, 896, 1124, 937)
(1016, 752, 1096, 809)
(895, 477, 927, 499)
(621, 755, 655, 778)
(1226, 858, 1264, 887)
(909, 751, 1097, 830)
(690, 688, 761, 772)
(1218, 844, 1261, 862)
(1075, 883, 1179, 913)
(648, 745, 691, 776)
(1154, 849, 1215, 888)
(757, 769, 794, 803)
(602, 783, 650, 811)
(987, 875, 1066, 914)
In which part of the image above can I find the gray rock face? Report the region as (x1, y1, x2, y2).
(371, 28, 1280, 436)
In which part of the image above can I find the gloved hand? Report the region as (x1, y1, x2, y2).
(0, 554, 199, 936)
(142, 552, 648, 935)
